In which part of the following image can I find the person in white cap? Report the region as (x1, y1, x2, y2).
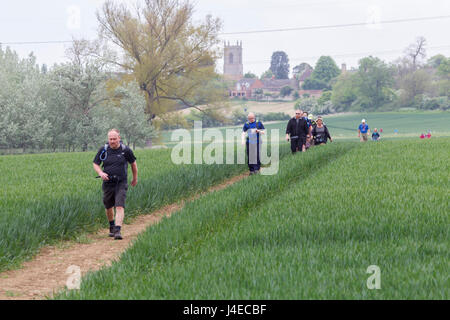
(358, 119, 370, 142)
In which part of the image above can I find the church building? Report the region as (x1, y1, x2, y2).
(224, 41, 310, 99)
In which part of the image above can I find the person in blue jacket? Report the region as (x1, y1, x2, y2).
(242, 112, 265, 175)
(358, 119, 370, 142)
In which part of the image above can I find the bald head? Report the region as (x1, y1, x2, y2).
(247, 112, 256, 123)
(108, 129, 121, 149)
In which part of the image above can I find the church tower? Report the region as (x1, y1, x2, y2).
(224, 41, 243, 81)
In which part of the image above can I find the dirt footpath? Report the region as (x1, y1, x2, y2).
(0, 173, 248, 300)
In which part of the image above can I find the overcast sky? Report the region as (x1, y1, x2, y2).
(1, 0, 449, 76)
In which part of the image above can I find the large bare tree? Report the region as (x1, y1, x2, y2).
(404, 36, 427, 70)
(97, 0, 224, 128)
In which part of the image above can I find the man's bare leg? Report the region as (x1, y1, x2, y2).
(115, 207, 124, 227)
(113, 207, 125, 240)
(106, 208, 114, 222)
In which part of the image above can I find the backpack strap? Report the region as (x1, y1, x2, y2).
(100, 144, 109, 161)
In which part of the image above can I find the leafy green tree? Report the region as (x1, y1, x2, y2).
(260, 69, 273, 79)
(318, 90, 332, 106)
(427, 54, 447, 68)
(311, 56, 340, 83)
(437, 57, 450, 78)
(270, 51, 290, 79)
(244, 72, 257, 78)
(292, 63, 312, 79)
(0, 47, 52, 150)
(331, 73, 358, 112)
(302, 78, 329, 90)
(280, 85, 293, 97)
(355, 56, 395, 110)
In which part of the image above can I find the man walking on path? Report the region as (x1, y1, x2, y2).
(286, 110, 310, 153)
(358, 119, 370, 142)
(93, 129, 138, 240)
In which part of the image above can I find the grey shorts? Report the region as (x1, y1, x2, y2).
(102, 181, 128, 209)
(362, 133, 368, 141)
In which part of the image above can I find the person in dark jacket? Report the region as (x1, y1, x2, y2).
(311, 117, 332, 145)
(93, 129, 138, 240)
(286, 110, 310, 153)
(372, 128, 380, 141)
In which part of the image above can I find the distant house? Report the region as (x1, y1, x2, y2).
(228, 78, 264, 98)
(297, 68, 313, 89)
(260, 78, 299, 94)
(228, 77, 303, 98)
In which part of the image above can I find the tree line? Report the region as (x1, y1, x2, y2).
(0, 43, 155, 153)
(245, 37, 449, 114)
(0, 0, 226, 153)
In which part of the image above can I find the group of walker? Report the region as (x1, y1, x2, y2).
(93, 115, 387, 240)
(285, 110, 332, 153)
(241, 110, 333, 175)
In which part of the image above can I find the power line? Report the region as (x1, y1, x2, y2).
(1, 15, 449, 46)
(219, 15, 450, 35)
(0, 40, 73, 45)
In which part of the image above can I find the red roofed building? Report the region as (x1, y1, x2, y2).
(228, 78, 264, 98)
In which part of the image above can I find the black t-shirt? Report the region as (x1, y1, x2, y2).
(93, 144, 136, 180)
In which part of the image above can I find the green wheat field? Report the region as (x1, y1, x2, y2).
(1, 112, 449, 299)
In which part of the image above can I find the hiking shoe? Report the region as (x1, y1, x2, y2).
(109, 225, 115, 237)
(114, 229, 123, 240)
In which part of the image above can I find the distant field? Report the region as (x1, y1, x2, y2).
(178, 100, 296, 116)
(55, 138, 450, 299)
(160, 111, 450, 146)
